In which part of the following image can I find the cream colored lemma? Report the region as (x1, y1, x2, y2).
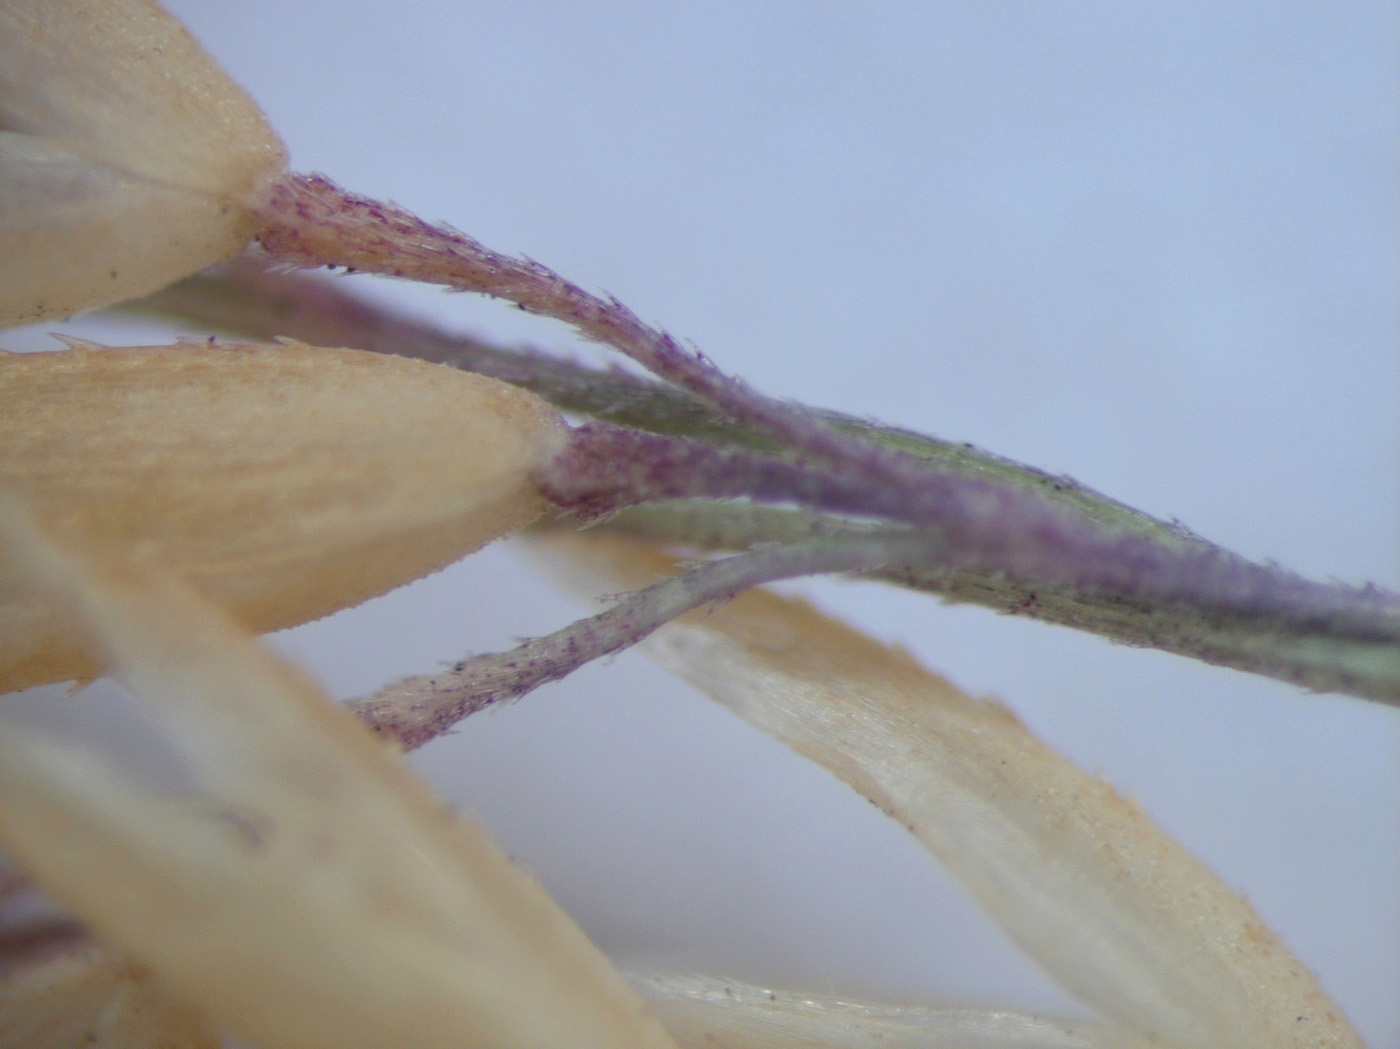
(0, 340, 566, 694)
(0, 503, 681, 1049)
(0, 0, 287, 324)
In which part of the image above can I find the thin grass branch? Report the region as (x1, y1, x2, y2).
(352, 529, 946, 750)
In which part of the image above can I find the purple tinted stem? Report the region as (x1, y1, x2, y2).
(251, 173, 897, 462)
(250, 173, 1400, 677)
(351, 531, 943, 751)
(542, 424, 1400, 636)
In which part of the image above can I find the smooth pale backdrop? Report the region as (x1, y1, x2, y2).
(4, 2, 1396, 1044)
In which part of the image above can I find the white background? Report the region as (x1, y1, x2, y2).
(8, 2, 1398, 1044)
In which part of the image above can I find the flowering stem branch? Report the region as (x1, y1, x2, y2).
(351, 530, 947, 750)
(250, 174, 1241, 563)
(252, 173, 874, 466)
(129, 188, 1400, 706)
(543, 423, 1400, 676)
(128, 259, 1218, 547)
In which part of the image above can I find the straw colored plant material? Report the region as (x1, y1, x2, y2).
(630, 972, 1158, 1049)
(0, 947, 221, 1049)
(0, 340, 566, 693)
(0, 0, 287, 325)
(0, 501, 679, 1049)
(536, 533, 1363, 1049)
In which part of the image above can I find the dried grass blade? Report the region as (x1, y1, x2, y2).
(0, 0, 287, 325)
(0, 501, 679, 1049)
(535, 533, 1364, 1049)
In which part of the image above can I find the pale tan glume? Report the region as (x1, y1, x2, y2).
(0, 340, 565, 694)
(0, 500, 679, 1049)
(0, 0, 288, 324)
